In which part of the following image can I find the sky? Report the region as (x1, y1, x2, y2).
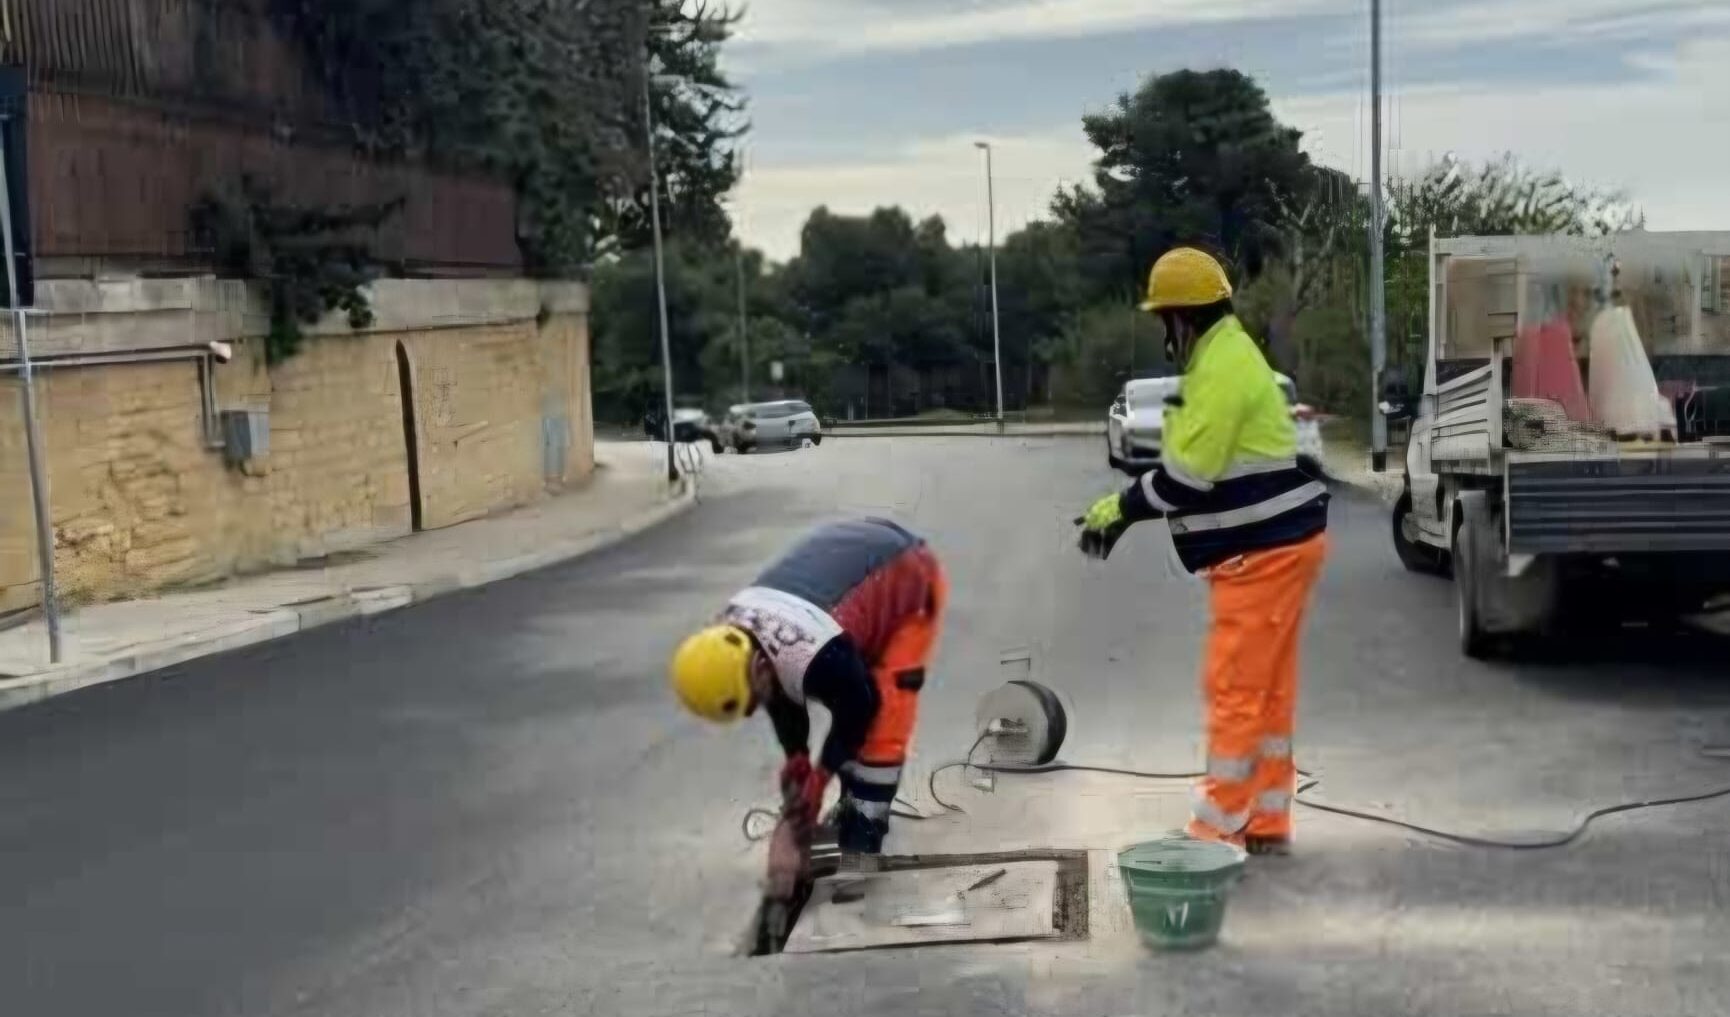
(724, 0, 1730, 261)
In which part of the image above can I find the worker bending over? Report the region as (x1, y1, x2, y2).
(1077, 248, 1329, 854)
(670, 518, 946, 889)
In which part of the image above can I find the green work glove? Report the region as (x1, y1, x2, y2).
(1080, 492, 1124, 532)
(1074, 493, 1131, 560)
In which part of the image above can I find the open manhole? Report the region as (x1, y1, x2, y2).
(744, 849, 1088, 956)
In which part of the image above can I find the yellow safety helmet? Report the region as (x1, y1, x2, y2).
(1141, 247, 1234, 311)
(670, 624, 756, 723)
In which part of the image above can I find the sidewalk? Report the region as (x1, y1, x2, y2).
(1321, 428, 1404, 504)
(0, 441, 694, 710)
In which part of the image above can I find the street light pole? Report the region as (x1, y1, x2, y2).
(0, 115, 60, 662)
(975, 141, 1004, 427)
(735, 245, 749, 402)
(643, 68, 679, 484)
(1369, 0, 1388, 473)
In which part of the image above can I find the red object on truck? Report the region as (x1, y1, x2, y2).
(1512, 317, 1590, 421)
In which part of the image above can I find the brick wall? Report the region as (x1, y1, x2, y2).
(0, 286, 592, 613)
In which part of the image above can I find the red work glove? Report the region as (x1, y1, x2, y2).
(801, 765, 831, 824)
(779, 752, 813, 810)
(778, 752, 830, 825)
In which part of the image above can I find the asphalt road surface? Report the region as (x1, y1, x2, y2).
(4, 435, 1729, 1016)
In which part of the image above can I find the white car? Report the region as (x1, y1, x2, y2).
(1106, 373, 1325, 476)
(717, 400, 823, 453)
(1106, 376, 1181, 473)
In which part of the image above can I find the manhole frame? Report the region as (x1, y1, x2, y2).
(741, 848, 1089, 957)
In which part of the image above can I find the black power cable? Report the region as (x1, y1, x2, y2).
(924, 742, 1730, 851)
(741, 797, 935, 844)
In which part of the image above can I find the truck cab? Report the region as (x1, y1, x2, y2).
(1386, 232, 1730, 656)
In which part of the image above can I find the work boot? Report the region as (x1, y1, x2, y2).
(1244, 835, 1292, 856)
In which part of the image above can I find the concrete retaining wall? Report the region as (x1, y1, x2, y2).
(0, 278, 592, 612)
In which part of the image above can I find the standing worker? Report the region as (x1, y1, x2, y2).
(670, 518, 947, 893)
(1075, 248, 1329, 854)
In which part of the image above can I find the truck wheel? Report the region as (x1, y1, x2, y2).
(1454, 511, 1492, 659)
(1392, 493, 1449, 576)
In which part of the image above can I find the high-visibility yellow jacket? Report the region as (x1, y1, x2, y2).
(1120, 315, 1328, 571)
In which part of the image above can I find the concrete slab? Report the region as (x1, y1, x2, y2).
(783, 860, 1059, 954)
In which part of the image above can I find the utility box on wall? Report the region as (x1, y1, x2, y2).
(220, 409, 269, 466)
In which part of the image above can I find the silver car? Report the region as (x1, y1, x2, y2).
(718, 400, 823, 453)
(1107, 376, 1181, 473)
(1106, 374, 1324, 476)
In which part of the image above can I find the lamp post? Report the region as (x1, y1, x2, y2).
(1369, 0, 1388, 472)
(735, 245, 749, 402)
(0, 114, 59, 662)
(642, 68, 679, 484)
(974, 141, 1004, 427)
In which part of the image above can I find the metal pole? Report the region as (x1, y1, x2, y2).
(643, 71, 679, 484)
(735, 246, 749, 402)
(977, 142, 1004, 426)
(0, 119, 60, 661)
(1368, 0, 1388, 472)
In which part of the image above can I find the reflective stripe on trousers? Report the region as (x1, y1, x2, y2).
(839, 555, 947, 855)
(1207, 754, 1255, 783)
(841, 761, 904, 787)
(1186, 533, 1327, 843)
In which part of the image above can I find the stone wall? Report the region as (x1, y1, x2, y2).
(0, 279, 592, 613)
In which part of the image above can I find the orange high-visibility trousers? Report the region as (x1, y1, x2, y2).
(838, 553, 948, 853)
(1185, 533, 1327, 843)
(858, 557, 947, 770)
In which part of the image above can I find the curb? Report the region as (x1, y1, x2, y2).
(0, 479, 699, 712)
(827, 424, 1105, 438)
(1324, 472, 1399, 505)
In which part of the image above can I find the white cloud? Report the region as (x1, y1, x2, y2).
(1400, 0, 1730, 47)
(737, 35, 1730, 260)
(736, 0, 1338, 57)
(735, 131, 1094, 260)
(736, 0, 1727, 60)
(1274, 36, 1730, 230)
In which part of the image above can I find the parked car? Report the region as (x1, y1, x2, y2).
(1106, 373, 1325, 477)
(642, 406, 716, 447)
(673, 407, 714, 446)
(1106, 376, 1181, 473)
(715, 400, 823, 453)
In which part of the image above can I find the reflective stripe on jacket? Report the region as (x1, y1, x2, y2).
(1121, 315, 1328, 571)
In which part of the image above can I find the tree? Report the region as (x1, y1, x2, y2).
(1388, 154, 1639, 246)
(271, 0, 744, 274)
(1042, 301, 1169, 407)
(993, 221, 1087, 404)
(1261, 165, 1363, 371)
(1055, 69, 1315, 303)
(604, 0, 747, 254)
(589, 241, 738, 422)
(779, 207, 984, 414)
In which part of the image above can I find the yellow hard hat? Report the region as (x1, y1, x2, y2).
(1141, 247, 1233, 311)
(670, 624, 755, 723)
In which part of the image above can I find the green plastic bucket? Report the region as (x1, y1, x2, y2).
(1117, 837, 1247, 950)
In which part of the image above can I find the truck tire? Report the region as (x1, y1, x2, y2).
(1453, 508, 1493, 659)
(1393, 492, 1449, 576)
